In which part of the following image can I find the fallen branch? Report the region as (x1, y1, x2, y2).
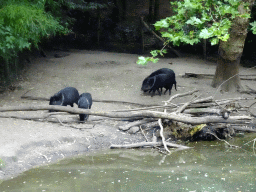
(176, 94, 199, 113)
(182, 72, 256, 81)
(158, 119, 170, 153)
(240, 85, 256, 95)
(110, 141, 191, 150)
(165, 89, 199, 103)
(119, 118, 156, 131)
(21, 95, 150, 107)
(232, 125, 256, 133)
(0, 113, 94, 129)
(0, 104, 252, 124)
(184, 108, 223, 115)
(248, 101, 256, 117)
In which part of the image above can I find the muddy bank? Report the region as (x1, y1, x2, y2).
(0, 50, 255, 180)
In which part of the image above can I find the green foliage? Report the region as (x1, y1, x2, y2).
(137, 49, 167, 65)
(250, 21, 256, 34)
(0, 0, 68, 60)
(155, 0, 245, 46)
(138, 0, 252, 66)
(0, 0, 72, 84)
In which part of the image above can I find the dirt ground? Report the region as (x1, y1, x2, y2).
(0, 50, 255, 180)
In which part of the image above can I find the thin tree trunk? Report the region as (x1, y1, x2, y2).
(212, 0, 254, 92)
(154, 0, 159, 21)
(140, 17, 145, 53)
(121, 0, 127, 20)
(4, 58, 11, 85)
(203, 39, 207, 61)
(97, 6, 101, 46)
(149, 0, 154, 22)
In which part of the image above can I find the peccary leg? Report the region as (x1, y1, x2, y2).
(169, 84, 174, 95)
(151, 88, 158, 97)
(164, 84, 174, 95)
(157, 89, 161, 96)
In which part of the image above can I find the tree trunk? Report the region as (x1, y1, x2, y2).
(149, 0, 154, 22)
(120, 0, 127, 20)
(154, 0, 159, 21)
(211, 0, 254, 92)
(4, 58, 11, 85)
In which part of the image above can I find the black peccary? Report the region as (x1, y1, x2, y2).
(144, 74, 170, 97)
(141, 68, 177, 95)
(78, 93, 92, 121)
(49, 87, 79, 112)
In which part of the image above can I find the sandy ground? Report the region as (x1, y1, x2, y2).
(0, 50, 255, 180)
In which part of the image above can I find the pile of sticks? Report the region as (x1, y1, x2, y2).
(0, 89, 255, 153)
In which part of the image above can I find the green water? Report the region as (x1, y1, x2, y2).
(1, 134, 256, 192)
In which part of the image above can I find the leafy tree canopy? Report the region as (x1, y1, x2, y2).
(137, 0, 255, 65)
(0, 0, 74, 60)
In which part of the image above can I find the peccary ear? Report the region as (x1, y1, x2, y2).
(149, 76, 156, 89)
(60, 93, 65, 105)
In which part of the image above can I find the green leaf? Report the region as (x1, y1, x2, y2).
(136, 56, 159, 65)
(199, 28, 212, 39)
(151, 58, 159, 63)
(150, 50, 158, 57)
(137, 56, 148, 65)
(250, 21, 256, 34)
(186, 17, 203, 26)
(154, 19, 169, 30)
(219, 33, 230, 41)
(210, 38, 219, 45)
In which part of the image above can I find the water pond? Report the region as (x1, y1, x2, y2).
(1, 133, 256, 192)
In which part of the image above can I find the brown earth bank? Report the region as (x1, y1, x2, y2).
(0, 50, 255, 181)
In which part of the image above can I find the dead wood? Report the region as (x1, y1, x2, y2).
(176, 94, 199, 113)
(119, 118, 156, 131)
(20, 95, 150, 107)
(248, 101, 256, 117)
(184, 108, 225, 115)
(239, 85, 256, 95)
(0, 104, 252, 125)
(183, 73, 256, 81)
(158, 119, 170, 153)
(182, 73, 213, 79)
(232, 126, 256, 133)
(165, 89, 199, 103)
(110, 141, 191, 150)
(0, 113, 94, 129)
